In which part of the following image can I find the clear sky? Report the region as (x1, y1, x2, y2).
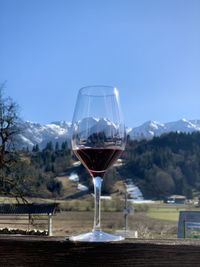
(0, 0, 200, 127)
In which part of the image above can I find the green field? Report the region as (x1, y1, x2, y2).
(147, 207, 182, 221)
(147, 205, 200, 221)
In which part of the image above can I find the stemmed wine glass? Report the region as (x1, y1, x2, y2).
(70, 86, 126, 242)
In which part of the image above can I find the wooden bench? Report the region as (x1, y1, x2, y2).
(0, 203, 57, 236)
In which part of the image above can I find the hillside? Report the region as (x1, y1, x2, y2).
(121, 131, 200, 199)
(5, 131, 200, 200)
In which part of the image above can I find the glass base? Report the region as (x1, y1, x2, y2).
(69, 230, 124, 242)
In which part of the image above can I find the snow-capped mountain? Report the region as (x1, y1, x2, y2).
(75, 117, 119, 139)
(129, 118, 200, 140)
(129, 120, 166, 140)
(17, 118, 118, 149)
(16, 118, 200, 149)
(17, 121, 71, 149)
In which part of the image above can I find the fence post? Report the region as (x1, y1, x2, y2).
(48, 213, 52, 236)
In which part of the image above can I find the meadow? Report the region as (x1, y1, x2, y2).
(0, 196, 199, 239)
(52, 201, 200, 238)
(51, 208, 175, 238)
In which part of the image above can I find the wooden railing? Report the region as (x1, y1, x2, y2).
(0, 236, 200, 266)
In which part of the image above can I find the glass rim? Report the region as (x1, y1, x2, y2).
(79, 85, 118, 97)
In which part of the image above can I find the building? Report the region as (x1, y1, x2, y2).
(166, 195, 186, 204)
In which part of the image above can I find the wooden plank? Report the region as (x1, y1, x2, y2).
(0, 216, 29, 219)
(0, 237, 199, 266)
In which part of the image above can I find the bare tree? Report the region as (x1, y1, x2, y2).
(0, 84, 26, 202)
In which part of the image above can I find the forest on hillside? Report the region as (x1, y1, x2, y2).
(4, 131, 200, 200)
(121, 132, 200, 199)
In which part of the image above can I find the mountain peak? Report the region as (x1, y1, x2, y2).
(16, 118, 200, 149)
(129, 119, 200, 140)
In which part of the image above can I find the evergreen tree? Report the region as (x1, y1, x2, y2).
(55, 141, 59, 151)
(32, 144, 39, 152)
(45, 141, 53, 151)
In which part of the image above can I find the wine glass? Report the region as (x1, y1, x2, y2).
(70, 85, 126, 242)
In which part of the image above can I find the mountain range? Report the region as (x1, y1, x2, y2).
(128, 119, 200, 139)
(17, 121, 71, 149)
(17, 118, 200, 149)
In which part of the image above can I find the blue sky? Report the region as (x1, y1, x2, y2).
(0, 0, 200, 127)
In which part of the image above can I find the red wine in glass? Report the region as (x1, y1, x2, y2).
(74, 148, 123, 178)
(70, 86, 126, 242)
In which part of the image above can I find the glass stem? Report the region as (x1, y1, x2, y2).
(93, 176, 102, 231)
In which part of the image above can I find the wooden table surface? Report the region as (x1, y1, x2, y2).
(0, 236, 200, 266)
